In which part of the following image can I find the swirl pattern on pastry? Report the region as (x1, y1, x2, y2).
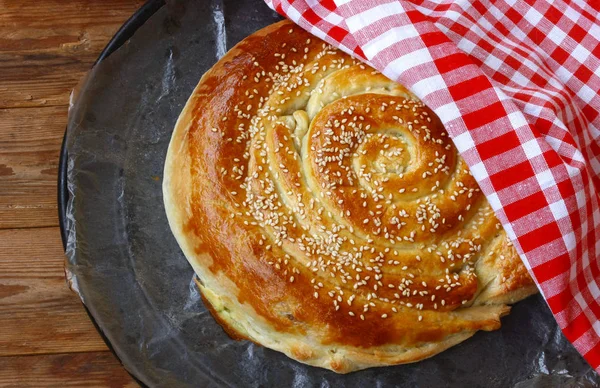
(163, 20, 537, 373)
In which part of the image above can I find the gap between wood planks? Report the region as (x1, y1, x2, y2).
(0, 0, 146, 108)
(0, 105, 68, 229)
(0, 227, 107, 356)
(0, 351, 138, 387)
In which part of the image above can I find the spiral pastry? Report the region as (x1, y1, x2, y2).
(163, 20, 537, 373)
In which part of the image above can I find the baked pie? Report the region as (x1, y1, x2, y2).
(163, 20, 537, 373)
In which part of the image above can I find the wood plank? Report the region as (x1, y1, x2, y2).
(0, 0, 146, 108)
(0, 1, 151, 385)
(0, 227, 108, 356)
(0, 106, 67, 229)
(0, 352, 137, 387)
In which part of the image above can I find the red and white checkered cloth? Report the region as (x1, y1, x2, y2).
(265, 0, 600, 371)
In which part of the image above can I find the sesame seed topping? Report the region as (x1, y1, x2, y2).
(193, 35, 504, 328)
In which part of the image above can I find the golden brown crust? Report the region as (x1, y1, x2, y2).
(195, 277, 250, 342)
(163, 20, 537, 373)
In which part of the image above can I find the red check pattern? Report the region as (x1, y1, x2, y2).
(265, 0, 600, 371)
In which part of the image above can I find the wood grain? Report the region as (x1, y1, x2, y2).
(0, 0, 146, 108)
(0, 352, 138, 387)
(0, 0, 152, 384)
(0, 106, 67, 229)
(0, 227, 107, 356)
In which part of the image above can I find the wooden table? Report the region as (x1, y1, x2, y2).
(0, 1, 147, 386)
